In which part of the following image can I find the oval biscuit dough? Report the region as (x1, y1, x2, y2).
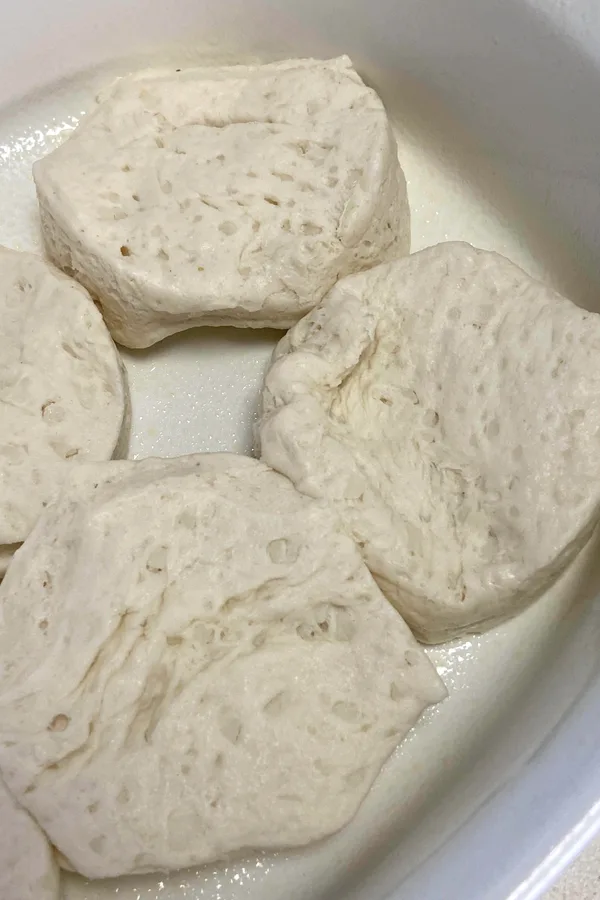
(259, 242, 600, 642)
(34, 56, 409, 348)
(0, 246, 128, 576)
(0, 454, 445, 878)
(0, 776, 60, 900)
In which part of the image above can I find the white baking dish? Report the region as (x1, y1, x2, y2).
(1, 1, 600, 898)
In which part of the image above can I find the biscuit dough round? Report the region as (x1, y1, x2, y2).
(260, 242, 600, 642)
(0, 776, 59, 900)
(0, 246, 128, 576)
(0, 454, 444, 878)
(34, 56, 409, 348)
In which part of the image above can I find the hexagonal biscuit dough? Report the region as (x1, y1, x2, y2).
(0, 246, 128, 577)
(0, 453, 444, 878)
(34, 56, 409, 348)
(259, 242, 600, 642)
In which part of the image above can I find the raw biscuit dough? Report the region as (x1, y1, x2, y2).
(0, 246, 128, 576)
(0, 454, 445, 878)
(0, 775, 60, 900)
(260, 242, 600, 642)
(34, 56, 409, 348)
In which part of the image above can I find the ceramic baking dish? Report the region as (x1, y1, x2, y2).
(1, 1, 599, 898)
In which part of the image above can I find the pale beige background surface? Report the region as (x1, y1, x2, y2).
(547, 837, 600, 899)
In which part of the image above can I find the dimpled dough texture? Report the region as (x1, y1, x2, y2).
(0, 246, 128, 576)
(260, 242, 600, 643)
(0, 777, 60, 900)
(33, 56, 409, 348)
(0, 454, 444, 878)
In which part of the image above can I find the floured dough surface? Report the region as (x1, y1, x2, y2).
(0, 246, 128, 575)
(260, 242, 600, 642)
(0, 454, 444, 879)
(0, 775, 59, 900)
(34, 56, 409, 348)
